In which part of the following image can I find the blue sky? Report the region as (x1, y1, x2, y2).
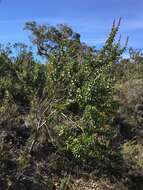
(0, 0, 143, 53)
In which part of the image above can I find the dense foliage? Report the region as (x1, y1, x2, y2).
(25, 20, 125, 160)
(0, 20, 143, 189)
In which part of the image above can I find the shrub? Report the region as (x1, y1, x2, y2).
(25, 19, 126, 163)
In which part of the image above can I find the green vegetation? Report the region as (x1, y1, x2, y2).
(0, 20, 143, 189)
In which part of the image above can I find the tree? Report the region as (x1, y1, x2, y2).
(25, 19, 126, 163)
